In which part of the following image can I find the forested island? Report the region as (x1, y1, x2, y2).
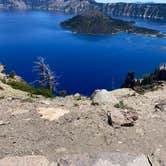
(60, 11, 165, 37)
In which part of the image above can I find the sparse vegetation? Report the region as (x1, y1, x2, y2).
(122, 67, 166, 93)
(114, 101, 127, 109)
(7, 81, 54, 98)
(8, 71, 16, 79)
(59, 90, 67, 97)
(121, 72, 135, 89)
(114, 101, 133, 110)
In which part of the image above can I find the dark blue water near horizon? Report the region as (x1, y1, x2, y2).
(0, 11, 166, 96)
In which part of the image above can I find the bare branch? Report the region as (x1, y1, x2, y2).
(33, 57, 58, 93)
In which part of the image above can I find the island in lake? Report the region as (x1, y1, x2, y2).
(60, 10, 165, 37)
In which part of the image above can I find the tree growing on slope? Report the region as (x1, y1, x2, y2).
(121, 71, 135, 89)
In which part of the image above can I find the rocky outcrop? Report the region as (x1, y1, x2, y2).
(92, 89, 138, 127)
(92, 88, 135, 105)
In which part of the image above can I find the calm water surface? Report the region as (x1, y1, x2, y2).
(0, 11, 166, 95)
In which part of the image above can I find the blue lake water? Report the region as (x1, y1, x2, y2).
(0, 11, 166, 95)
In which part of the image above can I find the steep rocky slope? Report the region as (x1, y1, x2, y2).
(0, 0, 166, 20)
(0, 79, 166, 165)
(0, 0, 95, 13)
(103, 3, 166, 20)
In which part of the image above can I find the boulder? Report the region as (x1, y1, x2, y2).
(91, 89, 136, 106)
(91, 89, 118, 105)
(107, 109, 138, 127)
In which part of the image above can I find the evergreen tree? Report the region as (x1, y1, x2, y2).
(121, 71, 135, 89)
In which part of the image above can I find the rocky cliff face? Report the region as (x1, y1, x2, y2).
(0, 0, 166, 20)
(103, 3, 166, 20)
(0, 0, 95, 13)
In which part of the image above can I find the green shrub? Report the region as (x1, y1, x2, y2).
(59, 90, 67, 97)
(34, 88, 54, 98)
(114, 101, 126, 109)
(9, 71, 16, 79)
(7, 81, 54, 98)
(8, 81, 34, 92)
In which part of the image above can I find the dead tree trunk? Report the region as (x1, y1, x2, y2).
(33, 57, 57, 93)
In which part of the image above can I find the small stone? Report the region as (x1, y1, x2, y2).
(74, 93, 81, 100)
(56, 147, 67, 153)
(40, 100, 50, 105)
(50, 162, 58, 166)
(0, 120, 9, 126)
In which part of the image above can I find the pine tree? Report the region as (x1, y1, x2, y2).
(121, 71, 135, 89)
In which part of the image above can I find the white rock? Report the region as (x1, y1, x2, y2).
(37, 107, 70, 121)
(40, 100, 50, 105)
(92, 89, 118, 105)
(111, 88, 136, 100)
(74, 93, 81, 97)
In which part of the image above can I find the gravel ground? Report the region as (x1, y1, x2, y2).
(0, 81, 166, 165)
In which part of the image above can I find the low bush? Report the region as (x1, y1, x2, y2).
(59, 90, 67, 97)
(114, 101, 132, 110)
(114, 101, 126, 109)
(8, 71, 16, 79)
(7, 81, 54, 98)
